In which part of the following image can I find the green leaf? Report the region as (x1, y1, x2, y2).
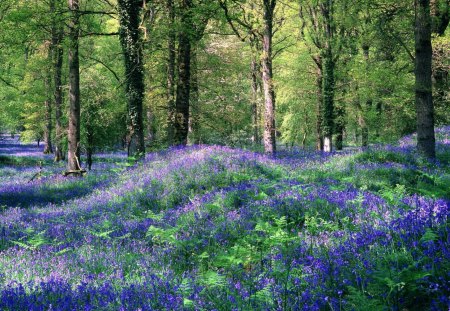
(420, 228, 438, 243)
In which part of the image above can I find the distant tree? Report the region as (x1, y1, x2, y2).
(219, 0, 278, 153)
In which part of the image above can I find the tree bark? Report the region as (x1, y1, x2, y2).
(67, 0, 81, 171)
(173, 0, 192, 146)
(262, 0, 276, 154)
(415, 0, 435, 158)
(118, 0, 146, 158)
(166, 0, 176, 145)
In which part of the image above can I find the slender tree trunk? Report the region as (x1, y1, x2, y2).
(174, 0, 192, 146)
(67, 0, 81, 171)
(361, 45, 371, 147)
(262, 0, 276, 154)
(322, 0, 334, 153)
(51, 0, 64, 161)
(53, 24, 64, 161)
(118, 0, 146, 157)
(166, 0, 176, 145)
(415, 0, 435, 158)
(147, 107, 155, 142)
(43, 67, 53, 154)
(250, 45, 260, 146)
(315, 59, 324, 151)
(335, 103, 344, 150)
(188, 45, 200, 144)
(322, 51, 334, 152)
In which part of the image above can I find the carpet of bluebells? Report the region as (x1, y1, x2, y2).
(0, 127, 449, 311)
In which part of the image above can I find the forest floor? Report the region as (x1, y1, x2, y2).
(0, 128, 449, 310)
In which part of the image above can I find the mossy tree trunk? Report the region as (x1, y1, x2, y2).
(118, 0, 146, 158)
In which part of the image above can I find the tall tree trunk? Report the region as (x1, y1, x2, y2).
(67, 0, 81, 171)
(415, 0, 435, 158)
(361, 44, 370, 147)
(118, 0, 146, 158)
(166, 0, 176, 145)
(53, 23, 64, 161)
(188, 45, 200, 144)
(315, 58, 324, 151)
(262, 0, 276, 154)
(322, 50, 334, 152)
(250, 44, 260, 146)
(173, 0, 192, 146)
(321, 0, 334, 153)
(43, 61, 53, 154)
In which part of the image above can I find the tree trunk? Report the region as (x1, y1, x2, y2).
(415, 0, 435, 158)
(43, 99, 53, 154)
(166, 0, 176, 145)
(321, 1, 334, 153)
(335, 103, 344, 150)
(53, 23, 64, 161)
(188, 45, 200, 145)
(173, 0, 192, 146)
(147, 106, 155, 142)
(262, 0, 276, 154)
(315, 59, 324, 151)
(322, 51, 334, 152)
(118, 0, 146, 158)
(43, 69, 53, 154)
(67, 0, 81, 171)
(361, 44, 371, 147)
(250, 46, 260, 146)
